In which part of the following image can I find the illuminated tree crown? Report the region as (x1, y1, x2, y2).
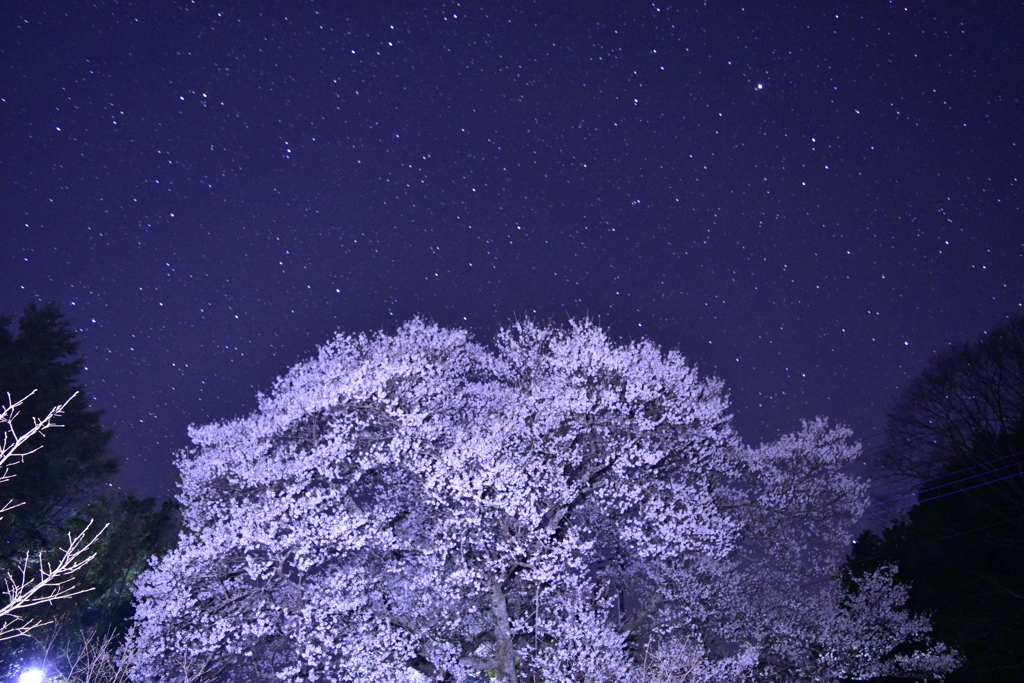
(127, 319, 956, 682)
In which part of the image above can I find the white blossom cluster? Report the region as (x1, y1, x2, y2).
(125, 319, 957, 682)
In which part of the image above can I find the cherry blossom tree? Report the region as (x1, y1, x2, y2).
(126, 320, 957, 682)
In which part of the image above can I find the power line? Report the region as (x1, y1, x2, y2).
(912, 454, 1024, 497)
(917, 446, 1024, 483)
(869, 450, 1024, 509)
(865, 446, 1024, 510)
(863, 468, 1024, 521)
(910, 512, 1024, 548)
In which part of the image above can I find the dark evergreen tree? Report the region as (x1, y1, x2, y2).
(0, 301, 117, 557)
(1, 302, 117, 672)
(62, 492, 180, 636)
(0, 492, 181, 679)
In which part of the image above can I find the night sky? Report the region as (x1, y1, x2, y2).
(2, 1, 1021, 499)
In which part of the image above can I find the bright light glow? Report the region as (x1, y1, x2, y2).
(18, 669, 44, 683)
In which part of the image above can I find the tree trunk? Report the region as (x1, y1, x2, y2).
(490, 578, 518, 683)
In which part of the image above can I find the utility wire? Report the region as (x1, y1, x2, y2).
(909, 512, 1024, 548)
(869, 450, 1024, 508)
(910, 455, 1024, 497)
(915, 446, 1024, 483)
(865, 446, 1024, 510)
(856, 434, 1024, 481)
(863, 468, 1024, 521)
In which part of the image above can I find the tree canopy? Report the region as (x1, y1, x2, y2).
(881, 316, 1024, 484)
(127, 319, 956, 682)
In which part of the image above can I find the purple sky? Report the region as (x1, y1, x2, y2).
(2, 1, 1021, 498)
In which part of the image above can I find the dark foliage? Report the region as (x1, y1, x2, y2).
(849, 423, 1024, 683)
(0, 302, 116, 670)
(0, 302, 117, 557)
(849, 317, 1024, 682)
(0, 492, 181, 677)
(64, 491, 181, 636)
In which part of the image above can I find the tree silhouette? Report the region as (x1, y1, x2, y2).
(0, 302, 120, 676)
(850, 315, 1024, 683)
(0, 302, 117, 557)
(881, 316, 1024, 484)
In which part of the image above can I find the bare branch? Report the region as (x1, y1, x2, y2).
(0, 392, 106, 641)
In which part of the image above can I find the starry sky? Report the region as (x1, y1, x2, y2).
(2, 1, 1022, 499)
